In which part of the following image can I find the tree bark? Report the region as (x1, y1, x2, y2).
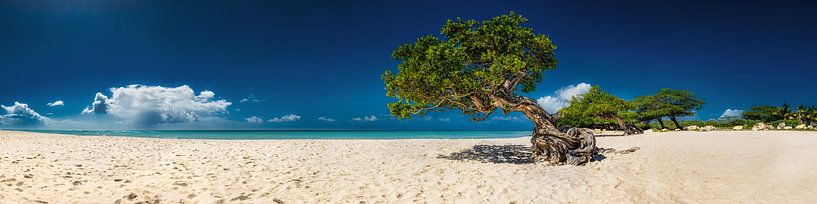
(611, 116, 643, 135)
(670, 115, 682, 129)
(657, 118, 667, 129)
(495, 96, 597, 165)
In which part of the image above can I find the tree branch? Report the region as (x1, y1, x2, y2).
(413, 99, 448, 115)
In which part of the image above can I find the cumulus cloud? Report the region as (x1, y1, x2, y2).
(353, 115, 378, 122)
(82, 93, 110, 114)
(536, 82, 592, 113)
(245, 116, 263, 123)
(317, 116, 336, 122)
(47, 100, 64, 107)
(268, 114, 301, 122)
(1, 102, 50, 126)
(720, 109, 744, 119)
(536, 96, 567, 114)
(82, 85, 231, 127)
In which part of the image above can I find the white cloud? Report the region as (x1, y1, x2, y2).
(82, 85, 231, 127)
(82, 92, 110, 114)
(536, 96, 567, 114)
(198, 91, 215, 99)
(353, 115, 378, 122)
(47, 100, 64, 107)
(438, 117, 451, 122)
(536, 82, 592, 113)
(317, 116, 336, 122)
(268, 114, 301, 122)
(720, 109, 744, 119)
(556, 83, 593, 100)
(239, 93, 264, 103)
(1, 102, 50, 126)
(245, 116, 263, 123)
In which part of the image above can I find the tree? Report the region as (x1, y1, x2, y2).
(807, 106, 817, 125)
(560, 86, 643, 135)
(741, 105, 783, 122)
(787, 105, 816, 125)
(632, 95, 670, 129)
(653, 88, 704, 129)
(780, 103, 791, 117)
(382, 12, 596, 165)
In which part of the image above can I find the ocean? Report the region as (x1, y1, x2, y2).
(18, 130, 532, 140)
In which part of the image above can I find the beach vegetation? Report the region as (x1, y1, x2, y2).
(558, 86, 643, 135)
(383, 12, 596, 165)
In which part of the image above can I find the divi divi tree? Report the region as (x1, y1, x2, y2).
(382, 12, 596, 165)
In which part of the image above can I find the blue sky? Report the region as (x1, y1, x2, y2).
(1, 0, 815, 130)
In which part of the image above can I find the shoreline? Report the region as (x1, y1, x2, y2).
(2, 130, 816, 203)
(1, 130, 533, 141)
(1, 129, 534, 141)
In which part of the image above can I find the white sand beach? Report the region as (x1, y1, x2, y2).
(1, 130, 816, 203)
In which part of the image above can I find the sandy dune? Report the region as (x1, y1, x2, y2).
(1, 130, 816, 203)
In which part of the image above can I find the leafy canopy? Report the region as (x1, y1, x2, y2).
(632, 95, 669, 121)
(741, 105, 783, 122)
(631, 88, 703, 122)
(653, 88, 704, 117)
(383, 12, 558, 120)
(560, 86, 633, 120)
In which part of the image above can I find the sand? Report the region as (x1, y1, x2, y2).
(1, 130, 816, 203)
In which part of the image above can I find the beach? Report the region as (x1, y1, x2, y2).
(1, 130, 816, 203)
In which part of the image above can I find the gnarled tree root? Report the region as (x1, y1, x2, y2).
(623, 124, 644, 135)
(530, 127, 597, 165)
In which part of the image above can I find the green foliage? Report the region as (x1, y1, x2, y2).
(780, 119, 801, 127)
(741, 105, 783, 122)
(632, 95, 669, 122)
(785, 105, 817, 125)
(687, 103, 817, 129)
(383, 12, 558, 120)
(653, 88, 705, 117)
(760, 119, 801, 127)
(560, 86, 632, 120)
(677, 119, 758, 128)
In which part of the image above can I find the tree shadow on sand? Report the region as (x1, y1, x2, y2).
(438, 145, 638, 164)
(437, 145, 535, 164)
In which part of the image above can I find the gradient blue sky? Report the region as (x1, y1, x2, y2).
(1, 0, 815, 130)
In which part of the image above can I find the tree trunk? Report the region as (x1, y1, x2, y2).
(670, 115, 682, 129)
(641, 120, 652, 130)
(611, 116, 643, 135)
(657, 118, 667, 129)
(503, 97, 597, 165)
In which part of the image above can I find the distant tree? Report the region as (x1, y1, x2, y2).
(382, 12, 595, 165)
(632, 95, 670, 129)
(653, 88, 704, 129)
(741, 105, 783, 122)
(787, 105, 817, 125)
(807, 106, 817, 125)
(560, 86, 643, 135)
(779, 102, 791, 120)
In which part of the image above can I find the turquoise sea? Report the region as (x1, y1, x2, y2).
(17, 130, 531, 140)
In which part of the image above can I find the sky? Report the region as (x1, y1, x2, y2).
(1, 0, 816, 130)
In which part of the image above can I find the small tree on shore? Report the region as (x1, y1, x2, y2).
(787, 105, 817, 125)
(742, 105, 783, 122)
(632, 95, 670, 129)
(653, 88, 704, 129)
(382, 12, 596, 165)
(560, 86, 643, 135)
